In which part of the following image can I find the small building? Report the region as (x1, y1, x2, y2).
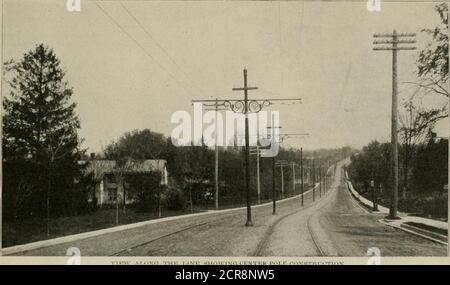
(80, 159, 169, 207)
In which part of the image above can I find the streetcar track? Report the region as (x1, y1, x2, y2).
(253, 207, 305, 256)
(253, 181, 337, 256)
(117, 185, 323, 256)
(304, 176, 343, 256)
(110, 222, 210, 256)
(113, 167, 342, 257)
(118, 184, 327, 257)
(110, 212, 242, 256)
(307, 213, 325, 256)
(307, 168, 349, 256)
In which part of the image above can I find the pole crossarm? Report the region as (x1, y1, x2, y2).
(373, 40, 416, 44)
(266, 132, 309, 143)
(232, 87, 259, 91)
(250, 148, 262, 156)
(192, 98, 301, 114)
(275, 159, 288, 166)
(204, 107, 228, 111)
(373, 47, 416, 51)
(373, 31, 416, 52)
(373, 33, 416, 37)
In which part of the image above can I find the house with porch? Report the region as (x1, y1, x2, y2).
(80, 158, 169, 207)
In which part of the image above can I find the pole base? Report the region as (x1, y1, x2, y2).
(386, 214, 401, 220)
(245, 220, 254, 227)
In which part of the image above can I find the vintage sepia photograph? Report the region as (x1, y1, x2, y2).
(0, 0, 449, 264)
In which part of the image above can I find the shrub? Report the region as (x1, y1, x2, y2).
(164, 187, 186, 211)
(422, 193, 447, 219)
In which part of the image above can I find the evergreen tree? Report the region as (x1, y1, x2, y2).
(3, 44, 83, 225)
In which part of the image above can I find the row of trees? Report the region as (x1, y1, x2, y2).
(347, 136, 447, 218)
(102, 129, 353, 211)
(348, 135, 448, 194)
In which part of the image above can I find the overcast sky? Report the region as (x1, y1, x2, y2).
(3, 0, 448, 152)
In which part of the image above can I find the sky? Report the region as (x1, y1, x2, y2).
(2, 0, 449, 152)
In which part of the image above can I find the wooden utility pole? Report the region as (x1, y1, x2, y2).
(272, 156, 276, 214)
(256, 145, 261, 204)
(280, 165, 284, 197)
(116, 190, 119, 225)
(300, 148, 304, 206)
(250, 146, 262, 204)
(319, 167, 322, 198)
(215, 99, 219, 210)
(204, 100, 227, 210)
(267, 124, 282, 215)
(189, 186, 193, 213)
(312, 159, 315, 201)
(275, 160, 288, 198)
(292, 162, 296, 194)
(256, 126, 261, 204)
(373, 30, 416, 219)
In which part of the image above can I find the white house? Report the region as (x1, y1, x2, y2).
(81, 159, 169, 207)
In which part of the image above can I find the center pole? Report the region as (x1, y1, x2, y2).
(243, 68, 253, 226)
(215, 99, 219, 210)
(232, 68, 258, 226)
(272, 156, 276, 214)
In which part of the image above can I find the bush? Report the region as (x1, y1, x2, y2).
(392, 193, 447, 220)
(422, 193, 447, 219)
(164, 188, 186, 211)
(398, 196, 422, 214)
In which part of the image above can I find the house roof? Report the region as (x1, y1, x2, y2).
(80, 159, 167, 178)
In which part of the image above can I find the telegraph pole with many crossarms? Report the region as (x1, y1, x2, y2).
(373, 30, 416, 219)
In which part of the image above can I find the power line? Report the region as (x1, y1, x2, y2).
(119, 2, 205, 96)
(94, 2, 195, 97)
